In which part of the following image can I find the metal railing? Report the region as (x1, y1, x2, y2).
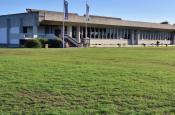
(64, 35, 81, 47)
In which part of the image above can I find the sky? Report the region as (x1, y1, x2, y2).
(0, 0, 175, 24)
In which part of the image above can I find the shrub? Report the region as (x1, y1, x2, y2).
(38, 38, 48, 48)
(24, 39, 42, 48)
(20, 38, 62, 48)
(48, 39, 62, 48)
(160, 21, 169, 24)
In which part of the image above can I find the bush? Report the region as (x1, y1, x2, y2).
(20, 38, 62, 48)
(48, 39, 62, 48)
(24, 39, 42, 48)
(38, 38, 48, 48)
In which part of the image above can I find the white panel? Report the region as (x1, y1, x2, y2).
(10, 27, 19, 34)
(0, 28, 7, 44)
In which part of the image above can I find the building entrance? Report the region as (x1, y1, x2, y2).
(55, 29, 61, 37)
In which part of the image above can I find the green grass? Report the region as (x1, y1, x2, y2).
(0, 48, 175, 114)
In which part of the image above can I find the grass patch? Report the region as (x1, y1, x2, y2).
(0, 48, 175, 114)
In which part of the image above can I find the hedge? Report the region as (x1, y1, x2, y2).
(20, 38, 62, 48)
(48, 39, 62, 48)
(38, 38, 48, 48)
(24, 39, 42, 48)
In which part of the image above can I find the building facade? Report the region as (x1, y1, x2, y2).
(0, 9, 175, 47)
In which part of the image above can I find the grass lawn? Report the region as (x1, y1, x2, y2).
(0, 48, 175, 114)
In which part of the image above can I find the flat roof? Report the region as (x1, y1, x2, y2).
(33, 9, 175, 30)
(1, 9, 175, 31)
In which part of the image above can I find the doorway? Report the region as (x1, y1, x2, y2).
(55, 29, 61, 37)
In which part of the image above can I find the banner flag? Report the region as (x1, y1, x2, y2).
(86, 3, 90, 21)
(64, 0, 68, 20)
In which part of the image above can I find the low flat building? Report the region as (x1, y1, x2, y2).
(0, 9, 175, 47)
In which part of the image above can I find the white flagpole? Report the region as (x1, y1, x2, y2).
(85, 19, 88, 47)
(62, 0, 65, 48)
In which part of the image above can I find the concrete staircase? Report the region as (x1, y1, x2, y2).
(64, 35, 82, 47)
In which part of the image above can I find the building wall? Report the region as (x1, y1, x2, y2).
(1, 10, 175, 47)
(138, 40, 171, 45)
(90, 39, 128, 47)
(0, 12, 38, 45)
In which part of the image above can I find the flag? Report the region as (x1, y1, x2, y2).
(86, 2, 90, 21)
(64, 0, 68, 20)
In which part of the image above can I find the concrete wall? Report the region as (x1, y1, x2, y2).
(90, 39, 128, 47)
(138, 40, 171, 45)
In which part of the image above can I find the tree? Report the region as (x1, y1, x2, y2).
(160, 21, 169, 24)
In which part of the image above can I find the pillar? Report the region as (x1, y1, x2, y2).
(130, 29, 135, 45)
(171, 33, 175, 45)
(135, 30, 140, 45)
(76, 26, 81, 43)
(116, 28, 119, 39)
(67, 26, 72, 37)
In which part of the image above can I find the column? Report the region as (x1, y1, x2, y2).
(131, 29, 135, 45)
(97, 28, 100, 39)
(76, 26, 81, 43)
(136, 30, 140, 45)
(102, 28, 104, 39)
(67, 26, 72, 37)
(171, 33, 175, 45)
(116, 28, 119, 39)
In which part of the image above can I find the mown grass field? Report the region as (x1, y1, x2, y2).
(0, 48, 175, 114)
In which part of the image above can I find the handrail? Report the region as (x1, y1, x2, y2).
(64, 35, 80, 47)
(65, 35, 78, 43)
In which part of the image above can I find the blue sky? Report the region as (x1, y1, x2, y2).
(1, 0, 175, 23)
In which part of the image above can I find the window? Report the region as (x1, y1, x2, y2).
(72, 26, 77, 38)
(45, 26, 50, 34)
(91, 27, 94, 38)
(23, 26, 33, 34)
(95, 28, 98, 38)
(103, 28, 106, 39)
(87, 27, 90, 38)
(23, 27, 28, 33)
